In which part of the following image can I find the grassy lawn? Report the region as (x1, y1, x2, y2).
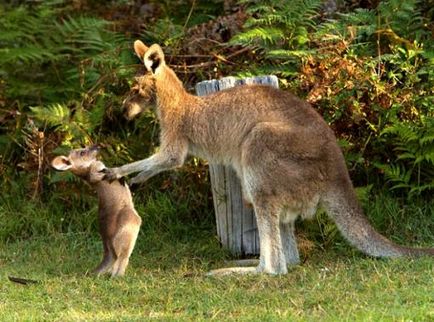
(2, 229, 434, 321)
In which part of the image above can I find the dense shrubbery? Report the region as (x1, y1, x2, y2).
(232, 0, 434, 195)
(0, 0, 218, 241)
(0, 0, 433, 242)
(0, 1, 134, 195)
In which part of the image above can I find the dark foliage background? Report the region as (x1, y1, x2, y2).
(0, 0, 433, 244)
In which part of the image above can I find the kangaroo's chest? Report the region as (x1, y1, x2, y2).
(188, 140, 239, 166)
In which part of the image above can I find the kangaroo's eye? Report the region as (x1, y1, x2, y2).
(80, 151, 86, 156)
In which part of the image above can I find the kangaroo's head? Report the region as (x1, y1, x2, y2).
(122, 40, 166, 120)
(122, 74, 156, 120)
(51, 145, 102, 180)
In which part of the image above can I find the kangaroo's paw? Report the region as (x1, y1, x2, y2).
(206, 266, 258, 276)
(100, 167, 122, 182)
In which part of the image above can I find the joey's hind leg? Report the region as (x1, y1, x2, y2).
(93, 241, 115, 275)
(280, 220, 300, 265)
(111, 224, 140, 277)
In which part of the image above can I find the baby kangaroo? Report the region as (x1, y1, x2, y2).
(51, 145, 141, 277)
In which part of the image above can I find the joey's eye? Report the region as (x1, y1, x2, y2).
(80, 151, 86, 157)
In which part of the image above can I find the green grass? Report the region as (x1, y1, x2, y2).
(2, 233, 434, 321)
(1, 192, 434, 321)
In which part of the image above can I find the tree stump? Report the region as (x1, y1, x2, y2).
(195, 75, 279, 255)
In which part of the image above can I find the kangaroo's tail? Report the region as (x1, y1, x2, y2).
(323, 181, 434, 258)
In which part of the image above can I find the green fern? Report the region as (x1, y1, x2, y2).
(231, 0, 322, 76)
(0, 1, 141, 191)
(232, 27, 285, 46)
(377, 116, 434, 196)
(233, 0, 322, 48)
(0, 2, 134, 98)
(377, 0, 429, 40)
(30, 102, 107, 146)
(30, 104, 71, 128)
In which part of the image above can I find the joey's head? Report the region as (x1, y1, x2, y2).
(51, 145, 102, 180)
(122, 40, 166, 120)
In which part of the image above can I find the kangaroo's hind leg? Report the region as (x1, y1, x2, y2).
(280, 220, 300, 266)
(93, 240, 115, 275)
(208, 202, 287, 276)
(254, 202, 288, 274)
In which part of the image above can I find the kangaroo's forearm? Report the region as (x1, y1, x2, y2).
(115, 155, 161, 177)
(129, 166, 164, 184)
(114, 144, 187, 182)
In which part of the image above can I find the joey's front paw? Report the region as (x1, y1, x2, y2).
(100, 167, 122, 182)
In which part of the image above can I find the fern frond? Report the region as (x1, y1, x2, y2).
(30, 104, 70, 128)
(419, 134, 434, 145)
(49, 171, 82, 185)
(87, 104, 106, 132)
(267, 49, 314, 59)
(231, 27, 285, 46)
(396, 152, 416, 161)
(381, 123, 418, 142)
(409, 182, 434, 196)
(0, 47, 58, 65)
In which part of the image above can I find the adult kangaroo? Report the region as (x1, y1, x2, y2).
(103, 40, 434, 275)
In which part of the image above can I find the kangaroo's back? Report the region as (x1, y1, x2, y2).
(185, 84, 333, 164)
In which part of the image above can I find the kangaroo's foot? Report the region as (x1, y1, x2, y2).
(206, 266, 258, 276)
(224, 259, 259, 267)
(207, 261, 290, 276)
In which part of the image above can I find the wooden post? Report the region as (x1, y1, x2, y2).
(195, 75, 279, 255)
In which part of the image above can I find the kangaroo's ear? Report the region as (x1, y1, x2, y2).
(51, 156, 72, 171)
(133, 40, 149, 62)
(143, 44, 165, 74)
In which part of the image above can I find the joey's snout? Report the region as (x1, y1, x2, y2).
(81, 144, 101, 159)
(89, 144, 100, 153)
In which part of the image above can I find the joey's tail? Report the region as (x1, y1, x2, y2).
(323, 184, 434, 258)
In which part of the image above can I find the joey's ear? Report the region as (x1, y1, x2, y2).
(51, 156, 72, 171)
(143, 44, 165, 74)
(133, 40, 149, 62)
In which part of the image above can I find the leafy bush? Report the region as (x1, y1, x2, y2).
(231, 0, 323, 76)
(376, 116, 434, 197)
(1, 0, 433, 245)
(0, 1, 138, 196)
(233, 0, 434, 196)
(0, 0, 219, 241)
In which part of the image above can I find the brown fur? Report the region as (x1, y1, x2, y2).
(105, 40, 434, 275)
(51, 146, 141, 277)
